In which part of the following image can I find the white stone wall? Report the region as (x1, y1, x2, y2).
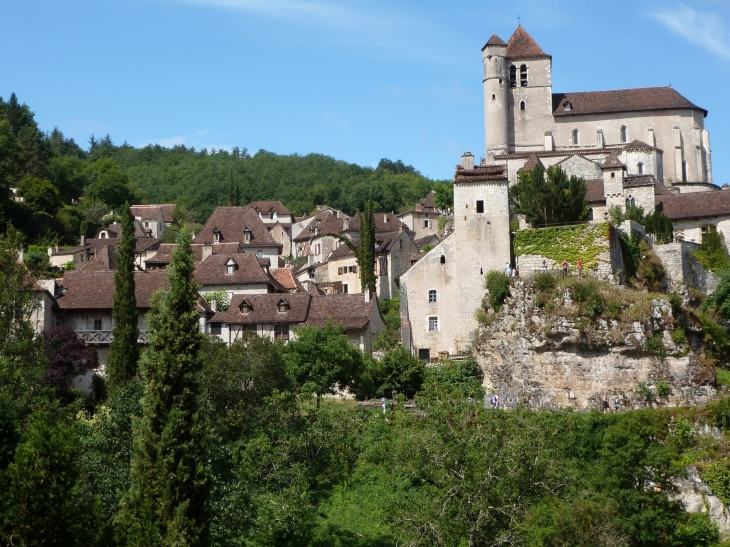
(328, 256, 360, 294)
(674, 215, 730, 249)
(653, 242, 720, 294)
(199, 283, 270, 298)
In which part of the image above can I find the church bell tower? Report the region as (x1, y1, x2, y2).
(482, 34, 509, 164)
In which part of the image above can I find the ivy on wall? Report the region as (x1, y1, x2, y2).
(514, 222, 610, 270)
(203, 290, 230, 311)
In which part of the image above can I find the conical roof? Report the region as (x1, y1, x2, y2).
(506, 26, 550, 59)
(602, 152, 626, 170)
(482, 34, 507, 50)
(523, 153, 544, 171)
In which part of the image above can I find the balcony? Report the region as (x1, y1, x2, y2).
(76, 330, 149, 345)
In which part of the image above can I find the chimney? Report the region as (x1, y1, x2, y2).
(383, 214, 387, 224)
(461, 152, 474, 170)
(202, 243, 213, 261)
(332, 211, 337, 218)
(399, 222, 405, 233)
(364, 287, 371, 303)
(544, 131, 554, 151)
(647, 128, 656, 147)
(80, 234, 86, 246)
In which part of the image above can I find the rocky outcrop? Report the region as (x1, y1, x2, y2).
(674, 466, 730, 535)
(475, 280, 716, 410)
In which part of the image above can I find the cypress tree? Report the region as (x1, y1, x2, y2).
(120, 230, 210, 546)
(107, 203, 139, 390)
(359, 196, 376, 293)
(228, 169, 240, 206)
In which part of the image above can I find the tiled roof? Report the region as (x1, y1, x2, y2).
(602, 152, 626, 169)
(308, 283, 326, 295)
(302, 294, 377, 329)
(193, 253, 270, 286)
(495, 147, 623, 161)
(585, 179, 605, 203)
(85, 237, 162, 256)
(270, 268, 304, 291)
(374, 231, 408, 255)
(293, 210, 345, 242)
(482, 34, 507, 49)
(454, 164, 507, 182)
(99, 221, 155, 240)
(132, 204, 176, 223)
(522, 153, 544, 171)
(345, 212, 403, 234)
(56, 270, 170, 309)
(194, 207, 279, 247)
(130, 205, 162, 221)
(50, 244, 90, 256)
(414, 234, 439, 249)
(657, 191, 730, 220)
(248, 201, 292, 216)
(552, 86, 707, 117)
(210, 293, 311, 324)
(328, 241, 357, 261)
(623, 139, 659, 152)
(506, 26, 550, 59)
(82, 245, 116, 271)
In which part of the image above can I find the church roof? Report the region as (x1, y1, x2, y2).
(522, 153, 544, 171)
(506, 26, 550, 60)
(602, 153, 626, 170)
(553, 86, 707, 118)
(482, 34, 507, 50)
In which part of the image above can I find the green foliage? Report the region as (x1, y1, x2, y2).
(119, 229, 211, 546)
(635, 382, 655, 402)
(17, 175, 60, 214)
(285, 324, 364, 403)
(514, 222, 610, 270)
(692, 231, 730, 272)
(671, 327, 687, 346)
(699, 312, 730, 363)
(358, 196, 376, 293)
(623, 204, 645, 223)
(669, 292, 683, 310)
(374, 297, 400, 350)
(636, 241, 666, 290)
(64, 260, 74, 270)
(362, 344, 425, 399)
(656, 379, 671, 396)
(703, 268, 730, 321)
(533, 272, 557, 292)
(485, 270, 510, 311)
(432, 182, 453, 210)
(202, 289, 230, 312)
(644, 209, 675, 245)
(106, 205, 139, 391)
(510, 163, 588, 226)
(437, 215, 450, 231)
(619, 231, 641, 281)
(421, 243, 433, 253)
(645, 333, 667, 360)
(608, 205, 624, 226)
(706, 397, 730, 429)
(700, 462, 730, 506)
(420, 358, 484, 400)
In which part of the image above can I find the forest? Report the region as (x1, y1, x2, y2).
(0, 93, 450, 252)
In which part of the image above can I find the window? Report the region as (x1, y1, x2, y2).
(491, 94, 496, 100)
(348, 265, 357, 273)
(399, 240, 403, 249)
(338, 266, 344, 275)
(428, 317, 438, 332)
(227, 264, 234, 274)
(428, 289, 437, 303)
(611, 172, 615, 178)
(587, 208, 594, 221)
(682, 161, 687, 182)
(244, 229, 252, 243)
(274, 324, 289, 340)
(343, 283, 348, 294)
(144, 222, 149, 227)
(418, 348, 430, 361)
(214, 232, 220, 243)
(314, 243, 321, 255)
(422, 220, 432, 228)
(476, 200, 484, 213)
(498, 78, 503, 84)
(520, 64, 528, 86)
(440, 255, 446, 264)
(625, 197, 636, 209)
(620, 125, 627, 143)
(563, 101, 571, 111)
(520, 100, 526, 111)
(572, 129, 579, 145)
(277, 299, 289, 313)
(270, 212, 275, 219)
(637, 162, 644, 175)
(509, 65, 517, 87)
(701, 225, 717, 243)
(210, 323, 222, 335)
(257, 251, 263, 258)
(94, 319, 102, 331)
(240, 301, 251, 314)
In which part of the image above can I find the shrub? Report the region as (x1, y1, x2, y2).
(586, 293, 604, 319)
(485, 271, 510, 311)
(699, 462, 730, 506)
(608, 300, 621, 318)
(474, 307, 493, 326)
(656, 379, 670, 396)
(706, 397, 730, 429)
(645, 332, 667, 359)
(671, 327, 687, 346)
(573, 280, 598, 303)
(668, 293, 683, 310)
(533, 272, 556, 292)
(692, 231, 730, 272)
(635, 381, 655, 402)
(64, 260, 75, 271)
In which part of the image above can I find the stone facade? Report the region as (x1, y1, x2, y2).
(653, 241, 720, 295)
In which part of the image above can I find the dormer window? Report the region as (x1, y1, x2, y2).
(213, 226, 221, 243)
(270, 212, 275, 220)
(243, 226, 252, 243)
(563, 101, 572, 111)
(277, 298, 290, 313)
(226, 258, 237, 275)
(240, 299, 252, 314)
(520, 64, 528, 86)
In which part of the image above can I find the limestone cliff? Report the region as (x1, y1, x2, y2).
(475, 279, 717, 410)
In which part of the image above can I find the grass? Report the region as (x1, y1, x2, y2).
(716, 369, 730, 388)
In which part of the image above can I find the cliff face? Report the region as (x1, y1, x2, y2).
(475, 280, 716, 410)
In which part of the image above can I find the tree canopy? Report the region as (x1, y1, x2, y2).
(510, 164, 588, 226)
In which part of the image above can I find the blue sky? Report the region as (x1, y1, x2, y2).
(1, 0, 729, 183)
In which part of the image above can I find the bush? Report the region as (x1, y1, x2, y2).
(692, 232, 730, 272)
(706, 397, 730, 429)
(671, 327, 687, 346)
(533, 272, 556, 292)
(485, 271, 510, 311)
(608, 300, 621, 318)
(668, 293, 683, 310)
(656, 379, 670, 396)
(645, 332, 667, 359)
(635, 381, 655, 402)
(573, 280, 598, 303)
(699, 462, 730, 506)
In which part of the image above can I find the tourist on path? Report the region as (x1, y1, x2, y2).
(577, 259, 583, 278)
(562, 259, 568, 277)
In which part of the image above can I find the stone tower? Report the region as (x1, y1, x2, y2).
(482, 34, 509, 164)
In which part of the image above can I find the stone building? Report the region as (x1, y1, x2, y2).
(292, 208, 346, 261)
(248, 201, 294, 257)
(194, 206, 282, 257)
(401, 158, 511, 360)
(397, 190, 441, 240)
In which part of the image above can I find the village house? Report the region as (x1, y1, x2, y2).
(194, 206, 282, 257)
(130, 205, 167, 238)
(397, 190, 441, 239)
(192, 252, 288, 299)
(47, 235, 91, 270)
(342, 212, 405, 239)
(292, 208, 346, 260)
(207, 291, 385, 353)
(248, 201, 295, 256)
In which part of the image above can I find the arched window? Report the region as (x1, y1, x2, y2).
(637, 162, 644, 175)
(509, 65, 517, 88)
(587, 208, 594, 221)
(520, 100, 526, 111)
(520, 64, 528, 86)
(625, 197, 636, 209)
(620, 125, 627, 143)
(572, 129, 579, 145)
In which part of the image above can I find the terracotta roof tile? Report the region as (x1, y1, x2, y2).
(193, 253, 270, 286)
(623, 139, 659, 152)
(194, 207, 279, 248)
(82, 245, 116, 271)
(506, 26, 550, 59)
(414, 234, 439, 249)
(56, 270, 169, 309)
(657, 191, 730, 220)
(585, 179, 605, 203)
(345, 212, 403, 234)
(482, 34, 507, 49)
(522, 153, 544, 171)
(130, 205, 163, 221)
(50, 244, 90, 256)
(302, 294, 377, 329)
(454, 164, 507, 182)
(293, 210, 345, 242)
(602, 152, 626, 169)
(210, 293, 311, 324)
(248, 201, 292, 216)
(270, 268, 304, 291)
(553, 86, 706, 117)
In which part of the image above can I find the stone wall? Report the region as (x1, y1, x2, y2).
(475, 281, 716, 411)
(653, 241, 720, 295)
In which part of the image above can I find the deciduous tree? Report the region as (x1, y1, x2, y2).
(511, 164, 587, 226)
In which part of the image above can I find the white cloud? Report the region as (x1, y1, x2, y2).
(650, 3, 730, 60)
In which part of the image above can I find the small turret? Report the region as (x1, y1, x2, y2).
(482, 34, 509, 164)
